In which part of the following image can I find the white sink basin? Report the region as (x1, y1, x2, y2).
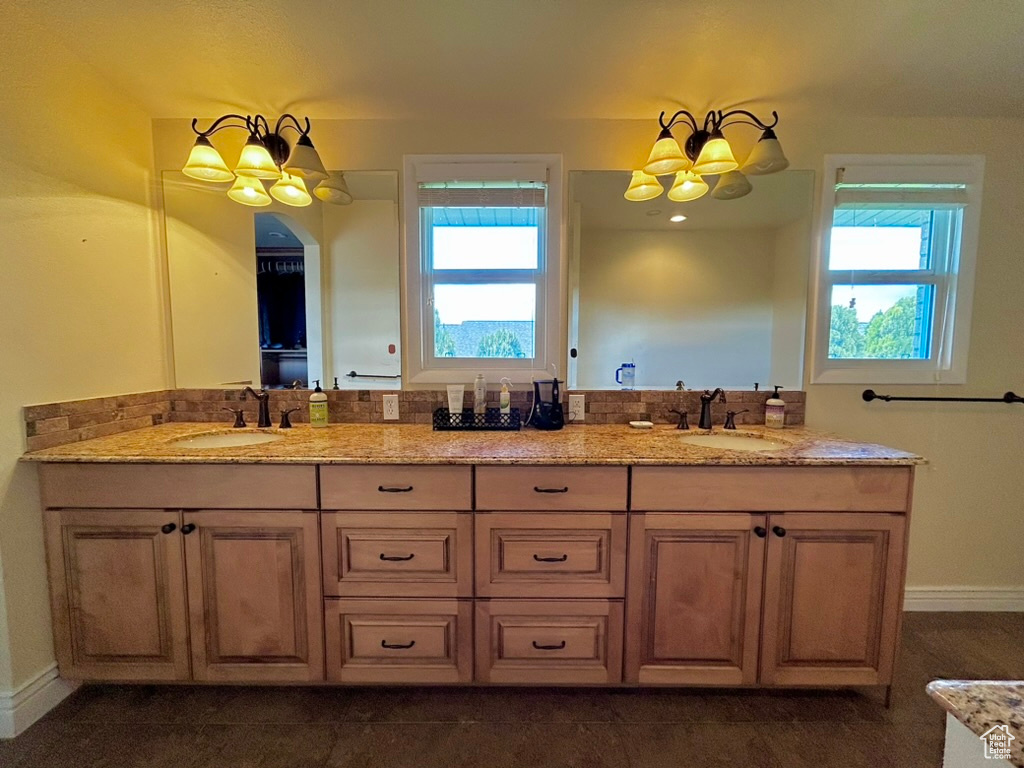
(170, 432, 285, 449)
(677, 433, 790, 452)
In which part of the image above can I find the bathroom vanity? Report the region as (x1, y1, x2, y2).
(25, 423, 919, 693)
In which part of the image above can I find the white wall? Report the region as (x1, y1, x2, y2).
(322, 200, 402, 387)
(576, 229, 777, 389)
(0, 17, 170, 697)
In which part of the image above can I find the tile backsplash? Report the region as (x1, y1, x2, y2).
(23, 387, 805, 449)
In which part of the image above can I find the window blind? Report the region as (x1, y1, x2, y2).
(417, 184, 547, 208)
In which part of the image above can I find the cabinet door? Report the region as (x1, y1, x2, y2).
(183, 511, 323, 682)
(43, 509, 189, 681)
(760, 513, 906, 686)
(624, 513, 766, 685)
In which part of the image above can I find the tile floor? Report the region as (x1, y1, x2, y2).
(2, 613, 1022, 767)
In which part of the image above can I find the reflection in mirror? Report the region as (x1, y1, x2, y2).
(162, 171, 401, 389)
(568, 170, 814, 390)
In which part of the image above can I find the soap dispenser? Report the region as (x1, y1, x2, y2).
(309, 380, 329, 428)
(765, 386, 786, 429)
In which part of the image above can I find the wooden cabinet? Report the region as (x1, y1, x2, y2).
(43, 505, 323, 683)
(476, 600, 623, 684)
(760, 513, 906, 686)
(322, 512, 472, 598)
(325, 599, 472, 683)
(475, 513, 627, 598)
(475, 466, 628, 511)
(184, 510, 323, 682)
(625, 514, 765, 685)
(626, 509, 908, 687)
(43, 509, 190, 681)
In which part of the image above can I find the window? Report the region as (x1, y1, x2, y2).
(404, 156, 564, 384)
(812, 155, 984, 384)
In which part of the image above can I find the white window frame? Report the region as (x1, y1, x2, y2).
(402, 154, 565, 386)
(810, 154, 984, 385)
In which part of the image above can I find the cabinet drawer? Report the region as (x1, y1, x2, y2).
(319, 465, 472, 510)
(475, 466, 627, 511)
(631, 466, 912, 512)
(324, 599, 472, 683)
(38, 463, 316, 510)
(322, 513, 473, 597)
(475, 600, 623, 684)
(476, 513, 626, 598)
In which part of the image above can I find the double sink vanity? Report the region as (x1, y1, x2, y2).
(24, 420, 920, 693)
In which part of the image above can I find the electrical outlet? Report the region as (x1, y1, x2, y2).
(382, 394, 399, 421)
(568, 394, 585, 423)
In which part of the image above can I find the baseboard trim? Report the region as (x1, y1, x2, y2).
(904, 587, 1024, 612)
(0, 663, 79, 739)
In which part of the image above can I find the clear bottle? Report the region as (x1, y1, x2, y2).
(309, 380, 329, 428)
(473, 374, 487, 415)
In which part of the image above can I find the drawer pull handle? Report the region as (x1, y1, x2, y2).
(160, 523, 176, 535)
(378, 485, 414, 493)
(532, 641, 567, 651)
(533, 486, 569, 494)
(381, 640, 416, 650)
(380, 553, 415, 562)
(533, 554, 568, 562)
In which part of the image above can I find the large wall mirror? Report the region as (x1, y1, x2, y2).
(162, 171, 401, 389)
(568, 170, 815, 390)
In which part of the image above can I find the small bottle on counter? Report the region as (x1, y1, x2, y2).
(765, 385, 786, 429)
(473, 374, 487, 415)
(309, 380, 329, 428)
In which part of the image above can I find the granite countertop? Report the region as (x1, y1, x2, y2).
(928, 680, 1024, 767)
(21, 422, 922, 466)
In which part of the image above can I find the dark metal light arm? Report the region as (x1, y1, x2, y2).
(659, 109, 700, 136)
(191, 114, 251, 138)
(714, 109, 780, 132)
(274, 113, 312, 137)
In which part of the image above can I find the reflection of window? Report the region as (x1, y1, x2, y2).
(404, 156, 563, 384)
(812, 156, 984, 384)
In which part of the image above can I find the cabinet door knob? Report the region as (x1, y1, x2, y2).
(533, 486, 569, 494)
(379, 553, 415, 562)
(160, 523, 176, 535)
(532, 640, 567, 650)
(381, 640, 416, 650)
(772, 525, 787, 537)
(533, 554, 568, 562)
(181, 523, 196, 535)
(378, 485, 414, 493)
(753, 526, 767, 538)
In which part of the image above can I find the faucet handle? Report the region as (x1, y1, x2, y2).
(279, 407, 300, 429)
(223, 407, 246, 428)
(669, 408, 690, 430)
(723, 409, 749, 430)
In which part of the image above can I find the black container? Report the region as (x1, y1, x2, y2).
(432, 407, 521, 431)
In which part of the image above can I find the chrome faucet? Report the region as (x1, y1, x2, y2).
(698, 388, 727, 430)
(242, 387, 272, 428)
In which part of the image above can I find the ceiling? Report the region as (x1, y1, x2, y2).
(572, 170, 815, 231)
(18, 1, 1024, 121)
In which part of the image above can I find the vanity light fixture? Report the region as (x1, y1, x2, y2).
(182, 113, 347, 208)
(626, 108, 789, 203)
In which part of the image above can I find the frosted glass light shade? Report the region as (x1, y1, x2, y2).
(182, 136, 233, 182)
(711, 170, 753, 200)
(667, 170, 709, 202)
(227, 176, 272, 206)
(313, 172, 353, 204)
(742, 128, 790, 175)
(284, 135, 328, 181)
(643, 129, 689, 176)
(692, 131, 739, 175)
(624, 170, 664, 201)
(269, 172, 313, 207)
(235, 136, 281, 179)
